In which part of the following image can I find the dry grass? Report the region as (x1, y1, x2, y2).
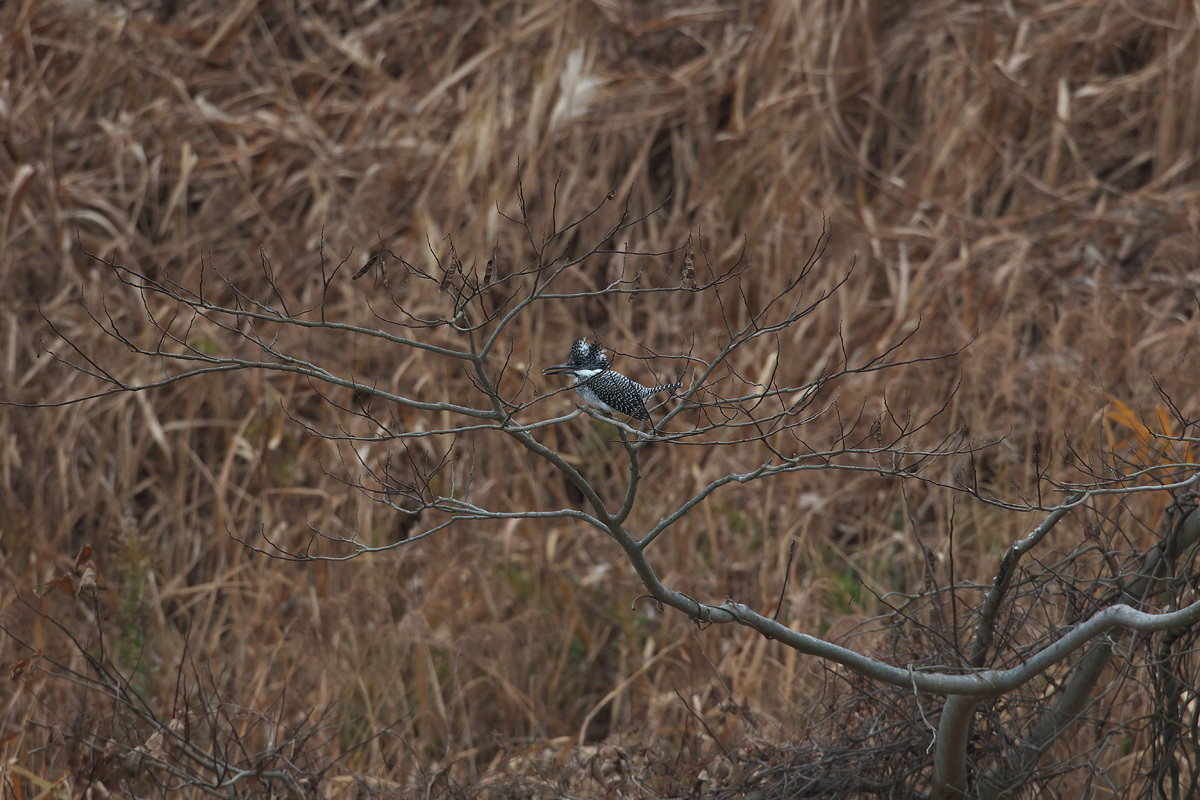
(3, 0, 1200, 795)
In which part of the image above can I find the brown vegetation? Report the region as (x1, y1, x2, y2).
(3, 0, 1200, 797)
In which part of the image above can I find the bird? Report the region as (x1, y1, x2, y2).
(543, 338, 680, 422)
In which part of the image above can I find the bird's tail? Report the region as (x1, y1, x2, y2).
(647, 383, 682, 436)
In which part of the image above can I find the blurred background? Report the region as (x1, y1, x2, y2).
(3, 0, 1199, 794)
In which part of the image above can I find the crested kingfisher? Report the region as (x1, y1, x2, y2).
(544, 338, 680, 422)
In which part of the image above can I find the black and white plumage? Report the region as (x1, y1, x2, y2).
(543, 338, 680, 422)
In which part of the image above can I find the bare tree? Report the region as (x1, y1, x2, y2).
(8, 182, 1200, 799)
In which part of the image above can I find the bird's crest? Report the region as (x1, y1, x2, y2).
(567, 338, 608, 368)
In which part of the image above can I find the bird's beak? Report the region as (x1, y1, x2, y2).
(543, 363, 573, 375)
